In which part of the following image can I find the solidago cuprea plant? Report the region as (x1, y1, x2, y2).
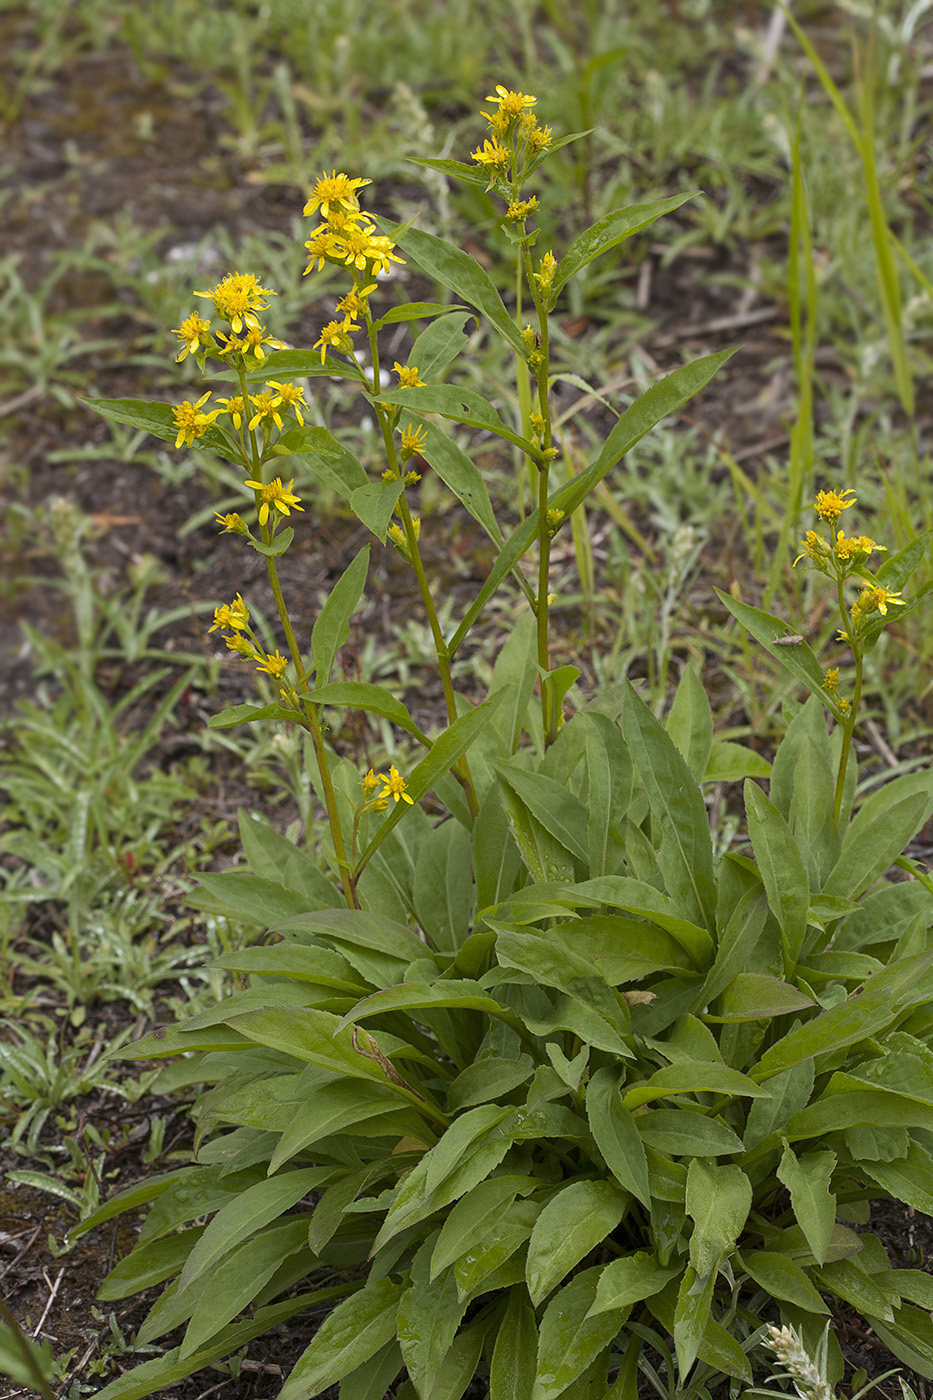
(75, 88, 933, 1400)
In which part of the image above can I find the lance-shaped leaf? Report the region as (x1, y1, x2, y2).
(431, 1177, 537, 1279)
(586, 1067, 651, 1206)
(409, 309, 475, 379)
(377, 384, 531, 451)
(526, 1180, 629, 1305)
(230, 347, 368, 382)
(490, 1286, 538, 1400)
(278, 1278, 403, 1400)
(385, 221, 525, 352)
(716, 591, 843, 721)
(739, 1249, 829, 1313)
(311, 545, 369, 687)
(302, 681, 431, 746)
(335, 980, 528, 1041)
(371, 299, 467, 331)
(493, 760, 590, 863)
(685, 1159, 752, 1276)
(744, 780, 810, 970)
(623, 684, 716, 935)
(208, 702, 303, 730)
(397, 1239, 469, 1398)
(547, 193, 698, 308)
(533, 1267, 626, 1400)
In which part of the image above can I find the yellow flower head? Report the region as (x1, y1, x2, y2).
(334, 227, 404, 276)
(506, 197, 539, 222)
(400, 424, 428, 461)
(255, 649, 288, 678)
(528, 123, 552, 153)
(857, 585, 905, 618)
(793, 529, 832, 569)
(362, 768, 381, 798)
(533, 250, 558, 294)
(833, 531, 886, 564)
(304, 227, 344, 274)
(264, 380, 307, 426)
(247, 389, 284, 433)
(337, 283, 377, 320)
(823, 666, 840, 693)
(193, 271, 276, 334)
(216, 394, 246, 430)
(215, 511, 249, 536)
(303, 171, 371, 221)
(172, 312, 212, 362)
(172, 391, 221, 449)
(814, 487, 856, 523)
(314, 316, 355, 364)
(225, 633, 257, 658)
(376, 764, 414, 805)
(486, 85, 537, 117)
(243, 475, 304, 527)
(546, 507, 565, 536)
(471, 138, 511, 170)
(209, 593, 250, 633)
(394, 363, 424, 388)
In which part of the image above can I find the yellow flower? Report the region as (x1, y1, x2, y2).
(837, 696, 851, 716)
(209, 593, 250, 633)
(485, 84, 537, 117)
(394, 363, 424, 388)
(243, 476, 304, 527)
(193, 271, 275, 333)
(172, 312, 212, 362)
(216, 395, 246, 430)
(813, 487, 856, 523)
(255, 650, 288, 678)
(376, 764, 414, 805)
(217, 325, 287, 363)
(400, 424, 427, 460)
(303, 171, 371, 221)
(471, 138, 510, 169)
(225, 633, 257, 658)
(833, 531, 886, 564)
(533, 251, 558, 293)
(858, 585, 905, 617)
(247, 390, 284, 433)
(303, 227, 344, 274)
(265, 380, 308, 426)
(823, 666, 840, 693)
(528, 123, 552, 152)
(362, 768, 381, 797)
(546, 508, 565, 536)
(172, 391, 221, 449)
(506, 197, 539, 222)
(334, 227, 404, 276)
(215, 511, 249, 536)
(793, 529, 831, 568)
(314, 316, 355, 364)
(337, 283, 377, 320)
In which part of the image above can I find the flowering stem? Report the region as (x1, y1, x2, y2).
(832, 572, 862, 824)
(376, 407, 478, 820)
(236, 365, 359, 907)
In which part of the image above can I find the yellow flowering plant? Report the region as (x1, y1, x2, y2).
(77, 91, 933, 1400)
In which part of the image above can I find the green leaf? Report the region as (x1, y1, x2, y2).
(707, 971, 816, 1023)
(871, 1303, 933, 1381)
(685, 1160, 752, 1276)
(372, 299, 467, 329)
(532, 1267, 625, 1400)
(82, 397, 185, 445)
(716, 592, 843, 720)
(570, 875, 713, 966)
(398, 1240, 469, 1399)
(336, 981, 524, 1039)
(622, 685, 716, 934)
(407, 156, 490, 191)
(268, 1080, 420, 1175)
(302, 681, 430, 745)
(637, 1109, 744, 1158)
(493, 761, 590, 863)
(413, 819, 475, 950)
(814, 1257, 894, 1323)
(526, 1181, 628, 1306)
(623, 1061, 769, 1111)
(349, 475, 406, 542)
(824, 781, 933, 900)
(547, 194, 698, 307)
(673, 1265, 715, 1380)
(276, 424, 369, 496)
(378, 384, 530, 450)
(776, 1144, 836, 1266)
(210, 942, 363, 993)
(739, 1250, 829, 1313)
(410, 418, 503, 545)
(860, 1141, 933, 1214)
(248, 527, 294, 557)
(448, 1056, 533, 1111)
(431, 1177, 536, 1279)
(666, 663, 713, 783)
(98, 1227, 206, 1300)
(208, 702, 299, 729)
(241, 347, 368, 382)
(703, 740, 771, 782)
(453, 1200, 540, 1301)
(586, 1252, 678, 1316)
(546, 914, 692, 983)
(389, 222, 524, 352)
(876, 529, 933, 590)
(178, 1169, 321, 1294)
(409, 310, 475, 379)
(179, 1216, 310, 1356)
(744, 780, 811, 970)
(698, 887, 769, 1010)
(192, 870, 330, 928)
(279, 1279, 403, 1400)
(311, 546, 369, 687)
(490, 1287, 538, 1400)
(751, 986, 911, 1083)
(744, 1061, 815, 1151)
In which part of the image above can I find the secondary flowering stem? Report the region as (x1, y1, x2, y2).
(833, 573, 862, 824)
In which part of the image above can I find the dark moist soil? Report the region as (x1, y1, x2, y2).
(3, 12, 933, 1400)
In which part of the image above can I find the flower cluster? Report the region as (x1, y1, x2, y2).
(208, 593, 290, 684)
(471, 85, 551, 182)
(302, 171, 404, 365)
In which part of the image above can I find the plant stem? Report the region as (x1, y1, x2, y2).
(832, 573, 862, 823)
